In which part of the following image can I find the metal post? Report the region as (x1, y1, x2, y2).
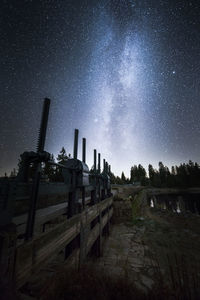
(25, 98, 50, 241)
(82, 138, 86, 163)
(73, 129, 79, 159)
(68, 129, 79, 217)
(91, 149, 97, 205)
(98, 153, 101, 173)
(82, 138, 86, 209)
(106, 162, 108, 174)
(94, 149, 97, 172)
(101, 159, 106, 200)
(37, 98, 50, 152)
(98, 153, 101, 202)
(105, 162, 108, 197)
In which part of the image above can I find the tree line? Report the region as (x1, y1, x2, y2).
(5, 147, 200, 188)
(111, 160, 200, 188)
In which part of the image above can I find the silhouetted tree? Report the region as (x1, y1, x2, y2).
(57, 147, 69, 163)
(130, 165, 138, 182)
(121, 172, 126, 183)
(148, 164, 155, 185)
(43, 154, 56, 181)
(109, 172, 116, 184)
(115, 176, 123, 184)
(54, 147, 69, 181)
(10, 168, 17, 177)
(130, 164, 147, 185)
(171, 166, 176, 175)
(146, 160, 200, 188)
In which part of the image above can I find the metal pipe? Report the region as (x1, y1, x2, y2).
(94, 149, 97, 171)
(37, 98, 50, 153)
(103, 159, 106, 172)
(73, 129, 79, 159)
(98, 153, 101, 173)
(106, 162, 108, 174)
(82, 138, 86, 163)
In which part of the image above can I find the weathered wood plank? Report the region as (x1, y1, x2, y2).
(86, 223, 100, 254)
(86, 205, 113, 254)
(13, 196, 92, 236)
(15, 214, 81, 287)
(15, 196, 113, 288)
(13, 202, 68, 235)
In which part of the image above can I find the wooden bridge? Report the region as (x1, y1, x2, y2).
(14, 192, 113, 288)
(0, 98, 113, 293)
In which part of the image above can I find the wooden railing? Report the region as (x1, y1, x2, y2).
(14, 195, 113, 288)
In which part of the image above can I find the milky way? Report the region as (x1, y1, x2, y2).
(0, 0, 200, 176)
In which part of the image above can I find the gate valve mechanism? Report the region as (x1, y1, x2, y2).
(17, 151, 51, 182)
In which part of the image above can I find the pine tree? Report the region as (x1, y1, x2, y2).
(171, 166, 176, 175)
(57, 147, 68, 163)
(121, 171, 126, 183)
(43, 154, 56, 181)
(130, 165, 138, 182)
(54, 147, 69, 182)
(10, 168, 17, 177)
(148, 164, 154, 184)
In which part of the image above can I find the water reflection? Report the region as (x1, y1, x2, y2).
(148, 193, 200, 215)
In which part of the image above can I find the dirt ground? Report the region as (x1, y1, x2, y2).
(95, 191, 200, 297)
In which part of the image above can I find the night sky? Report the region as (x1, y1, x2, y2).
(1, 0, 200, 177)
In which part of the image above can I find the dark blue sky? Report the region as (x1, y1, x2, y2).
(0, 0, 200, 176)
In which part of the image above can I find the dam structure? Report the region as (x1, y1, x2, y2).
(0, 98, 113, 294)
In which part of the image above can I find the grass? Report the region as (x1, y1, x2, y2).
(42, 265, 147, 300)
(40, 257, 200, 300)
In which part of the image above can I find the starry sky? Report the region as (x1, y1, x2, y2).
(0, 0, 200, 177)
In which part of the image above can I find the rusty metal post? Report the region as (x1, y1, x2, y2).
(25, 98, 50, 241)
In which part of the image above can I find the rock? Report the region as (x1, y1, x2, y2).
(140, 274, 154, 290)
